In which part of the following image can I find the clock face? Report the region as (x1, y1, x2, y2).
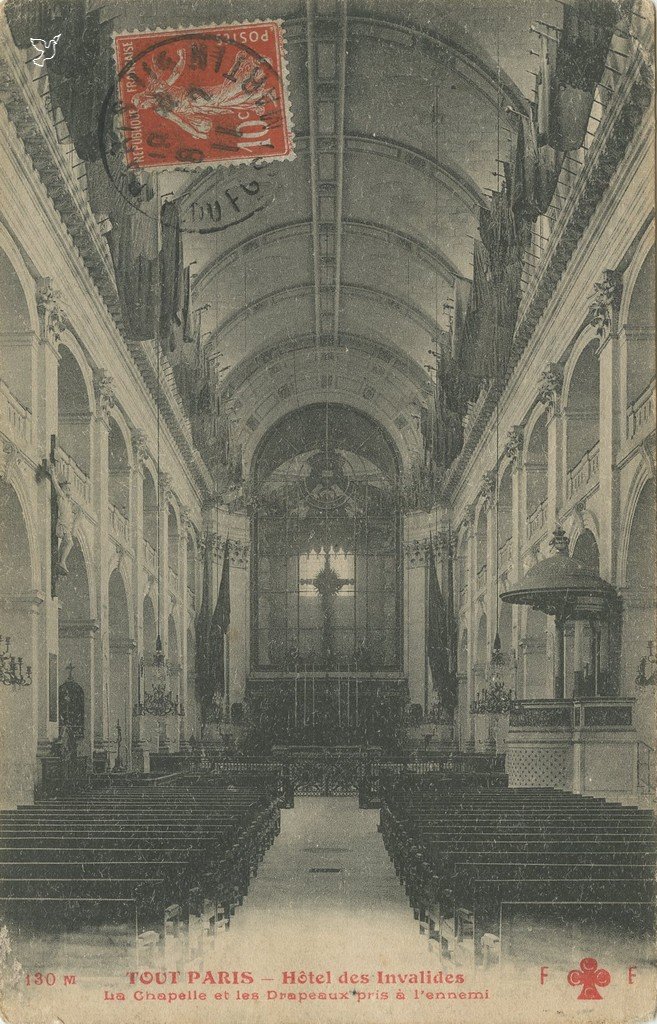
(302, 450, 354, 510)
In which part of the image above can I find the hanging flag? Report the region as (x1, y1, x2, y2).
(194, 538, 213, 718)
(208, 540, 231, 700)
(548, 0, 617, 151)
(159, 200, 184, 351)
(427, 538, 452, 707)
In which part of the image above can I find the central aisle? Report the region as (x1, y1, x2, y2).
(222, 796, 428, 967)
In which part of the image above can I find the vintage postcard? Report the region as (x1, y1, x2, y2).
(0, 0, 654, 1022)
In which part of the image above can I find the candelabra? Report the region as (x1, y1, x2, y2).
(0, 635, 32, 687)
(470, 635, 516, 715)
(133, 636, 184, 716)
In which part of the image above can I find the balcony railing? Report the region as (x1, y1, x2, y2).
(527, 498, 547, 540)
(510, 698, 634, 730)
(58, 449, 91, 507)
(626, 382, 655, 442)
(566, 442, 600, 501)
(0, 379, 32, 445)
(143, 538, 157, 572)
(109, 504, 130, 546)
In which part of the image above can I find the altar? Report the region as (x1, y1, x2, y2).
(245, 673, 408, 752)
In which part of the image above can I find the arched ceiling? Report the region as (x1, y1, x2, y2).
(108, 0, 563, 443)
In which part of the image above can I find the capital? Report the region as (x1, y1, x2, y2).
(159, 471, 173, 498)
(227, 538, 249, 566)
(481, 470, 497, 507)
(537, 363, 564, 415)
(93, 369, 116, 418)
(131, 429, 149, 465)
(404, 538, 428, 567)
(503, 426, 524, 465)
(588, 269, 623, 345)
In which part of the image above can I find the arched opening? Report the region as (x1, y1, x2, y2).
(168, 505, 179, 579)
(252, 403, 401, 671)
(108, 419, 131, 516)
(475, 611, 488, 686)
(524, 412, 548, 541)
(0, 249, 33, 412)
(625, 246, 655, 438)
(473, 610, 488, 751)
(569, 529, 610, 697)
(475, 506, 488, 592)
(142, 467, 158, 555)
(58, 345, 91, 478)
(141, 594, 157, 752)
(457, 533, 468, 608)
(57, 539, 92, 758)
(565, 344, 599, 502)
(623, 480, 656, 764)
(108, 569, 131, 769)
(0, 480, 36, 807)
(186, 626, 197, 741)
(458, 627, 468, 675)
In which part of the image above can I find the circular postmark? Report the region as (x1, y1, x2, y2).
(98, 24, 293, 234)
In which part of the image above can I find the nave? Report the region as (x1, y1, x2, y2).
(2, 764, 655, 1024)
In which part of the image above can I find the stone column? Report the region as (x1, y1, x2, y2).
(178, 509, 190, 747)
(538, 365, 565, 695)
(595, 293, 623, 582)
(227, 538, 250, 713)
(537, 364, 565, 530)
(35, 285, 63, 759)
(130, 430, 149, 772)
(404, 537, 428, 711)
(92, 371, 114, 759)
(505, 428, 524, 688)
(463, 505, 477, 749)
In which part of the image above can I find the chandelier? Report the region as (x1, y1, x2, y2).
(470, 633, 516, 715)
(635, 640, 657, 687)
(0, 635, 32, 687)
(134, 635, 184, 716)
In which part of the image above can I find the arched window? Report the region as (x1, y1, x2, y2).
(108, 419, 131, 515)
(252, 404, 401, 670)
(524, 412, 548, 542)
(565, 344, 600, 502)
(58, 346, 92, 478)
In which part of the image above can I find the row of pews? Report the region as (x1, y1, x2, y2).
(0, 773, 282, 971)
(380, 774, 657, 968)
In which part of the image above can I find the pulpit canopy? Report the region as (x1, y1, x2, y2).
(501, 527, 618, 620)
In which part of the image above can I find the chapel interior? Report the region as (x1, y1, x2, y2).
(0, 0, 654, 1005)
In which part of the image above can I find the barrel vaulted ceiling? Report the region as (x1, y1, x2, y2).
(109, 0, 564, 455)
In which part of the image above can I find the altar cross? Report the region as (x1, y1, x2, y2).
(300, 550, 354, 659)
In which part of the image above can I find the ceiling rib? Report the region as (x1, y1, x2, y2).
(332, 1, 348, 343)
(306, 0, 322, 341)
(206, 282, 449, 355)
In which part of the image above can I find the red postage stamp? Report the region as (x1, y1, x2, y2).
(113, 22, 295, 169)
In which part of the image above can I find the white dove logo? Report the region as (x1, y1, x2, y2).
(30, 34, 61, 67)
